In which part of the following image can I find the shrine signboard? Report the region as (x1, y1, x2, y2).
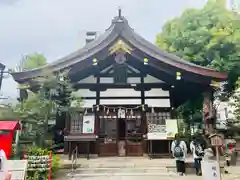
(201, 160, 221, 180)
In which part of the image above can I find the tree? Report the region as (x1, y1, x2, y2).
(12, 53, 82, 150)
(16, 70, 82, 148)
(156, 0, 240, 130)
(156, 0, 240, 96)
(14, 92, 56, 147)
(228, 79, 240, 132)
(14, 53, 47, 72)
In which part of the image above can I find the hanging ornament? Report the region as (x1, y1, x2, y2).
(210, 80, 220, 88)
(92, 58, 98, 65)
(176, 72, 181, 80)
(142, 105, 145, 111)
(151, 107, 155, 113)
(130, 109, 134, 116)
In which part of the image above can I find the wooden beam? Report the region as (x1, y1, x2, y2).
(96, 73, 145, 77)
(82, 96, 170, 100)
(74, 83, 170, 90)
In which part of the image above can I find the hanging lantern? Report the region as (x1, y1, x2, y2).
(176, 72, 181, 80)
(92, 58, 98, 65)
(144, 58, 149, 65)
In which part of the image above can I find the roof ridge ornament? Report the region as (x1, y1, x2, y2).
(118, 6, 122, 18)
(109, 39, 133, 55)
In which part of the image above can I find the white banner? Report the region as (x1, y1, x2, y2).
(82, 115, 95, 133)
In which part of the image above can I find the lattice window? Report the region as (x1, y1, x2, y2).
(146, 112, 171, 125)
(99, 118, 117, 139)
(70, 112, 83, 133)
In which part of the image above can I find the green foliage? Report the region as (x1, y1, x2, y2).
(13, 69, 82, 148)
(156, 0, 240, 96)
(0, 105, 18, 120)
(228, 88, 240, 131)
(51, 155, 60, 177)
(156, 0, 240, 128)
(20, 53, 47, 71)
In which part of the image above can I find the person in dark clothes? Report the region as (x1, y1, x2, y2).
(190, 136, 205, 176)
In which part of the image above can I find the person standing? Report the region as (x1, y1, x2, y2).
(190, 136, 204, 176)
(171, 133, 187, 176)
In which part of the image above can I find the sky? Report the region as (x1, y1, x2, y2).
(0, 0, 208, 102)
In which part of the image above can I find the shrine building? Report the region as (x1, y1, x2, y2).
(11, 10, 227, 158)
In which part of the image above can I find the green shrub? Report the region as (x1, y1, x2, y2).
(51, 155, 60, 177)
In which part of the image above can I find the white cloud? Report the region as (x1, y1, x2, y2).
(0, 0, 206, 97)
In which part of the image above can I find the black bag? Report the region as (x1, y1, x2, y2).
(195, 143, 204, 157)
(173, 141, 184, 158)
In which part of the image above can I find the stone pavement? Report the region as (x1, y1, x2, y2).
(57, 156, 240, 180)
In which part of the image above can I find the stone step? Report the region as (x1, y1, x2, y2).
(74, 167, 168, 172)
(68, 172, 176, 178)
(67, 167, 173, 178)
(76, 162, 174, 168)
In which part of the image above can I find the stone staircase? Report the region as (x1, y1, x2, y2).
(57, 156, 240, 180)
(65, 157, 178, 180)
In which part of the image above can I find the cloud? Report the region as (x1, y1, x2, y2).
(0, 0, 207, 98)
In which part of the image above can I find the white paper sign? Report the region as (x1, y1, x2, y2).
(0, 160, 28, 180)
(201, 160, 221, 180)
(82, 115, 95, 133)
(147, 133, 167, 140)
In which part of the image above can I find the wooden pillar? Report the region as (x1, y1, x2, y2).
(203, 90, 214, 135)
(140, 76, 145, 105)
(96, 75, 100, 155)
(140, 76, 147, 154)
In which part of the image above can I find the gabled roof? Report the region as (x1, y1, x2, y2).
(11, 11, 227, 83)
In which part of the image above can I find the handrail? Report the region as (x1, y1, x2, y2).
(71, 145, 78, 177)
